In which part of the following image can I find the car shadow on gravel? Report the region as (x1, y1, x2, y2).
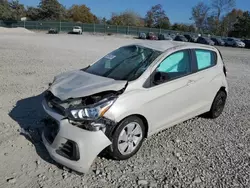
(8, 93, 61, 168)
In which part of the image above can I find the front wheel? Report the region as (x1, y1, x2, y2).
(107, 116, 145, 160)
(206, 91, 227, 119)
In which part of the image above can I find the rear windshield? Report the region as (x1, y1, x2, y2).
(84, 45, 162, 81)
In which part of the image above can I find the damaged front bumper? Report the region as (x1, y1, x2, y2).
(41, 100, 112, 173)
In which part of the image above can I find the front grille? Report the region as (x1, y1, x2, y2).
(56, 140, 80, 161)
(45, 91, 65, 116)
(43, 118, 59, 144)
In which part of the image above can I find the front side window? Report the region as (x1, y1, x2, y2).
(155, 50, 191, 81)
(195, 49, 217, 70)
(84, 45, 162, 81)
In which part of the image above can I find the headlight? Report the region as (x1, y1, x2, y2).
(68, 98, 116, 120)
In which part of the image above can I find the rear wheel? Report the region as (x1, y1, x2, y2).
(206, 91, 227, 119)
(107, 116, 145, 160)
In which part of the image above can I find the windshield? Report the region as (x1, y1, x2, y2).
(84, 45, 162, 81)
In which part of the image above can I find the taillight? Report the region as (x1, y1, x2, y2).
(223, 65, 227, 77)
(217, 48, 227, 77)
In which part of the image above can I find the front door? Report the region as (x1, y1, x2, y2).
(143, 49, 201, 132)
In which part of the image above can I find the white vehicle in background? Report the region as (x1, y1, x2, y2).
(225, 38, 245, 48)
(72, 26, 82, 34)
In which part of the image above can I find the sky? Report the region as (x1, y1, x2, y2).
(19, 0, 250, 24)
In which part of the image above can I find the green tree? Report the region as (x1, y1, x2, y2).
(145, 4, 170, 29)
(0, 0, 12, 20)
(9, 0, 25, 20)
(38, 0, 65, 20)
(231, 11, 250, 38)
(171, 23, 196, 32)
(67, 4, 98, 23)
(0, 0, 25, 20)
(220, 9, 243, 36)
(110, 10, 143, 26)
(26, 6, 40, 20)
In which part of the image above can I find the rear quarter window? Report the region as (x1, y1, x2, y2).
(195, 49, 217, 70)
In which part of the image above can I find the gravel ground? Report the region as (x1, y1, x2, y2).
(0, 33, 250, 188)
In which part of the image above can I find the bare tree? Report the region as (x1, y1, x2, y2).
(145, 4, 170, 29)
(191, 2, 210, 32)
(211, 0, 235, 34)
(211, 0, 235, 19)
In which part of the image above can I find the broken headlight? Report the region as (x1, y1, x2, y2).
(68, 97, 116, 120)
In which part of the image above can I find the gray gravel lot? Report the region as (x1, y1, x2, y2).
(0, 33, 250, 188)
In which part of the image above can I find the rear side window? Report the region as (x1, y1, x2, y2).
(195, 49, 217, 70)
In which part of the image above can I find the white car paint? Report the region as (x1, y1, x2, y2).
(72, 26, 82, 34)
(43, 41, 228, 173)
(225, 38, 245, 47)
(105, 42, 228, 136)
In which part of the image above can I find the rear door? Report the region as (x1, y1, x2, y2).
(188, 48, 220, 112)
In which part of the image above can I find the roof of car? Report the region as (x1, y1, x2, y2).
(133, 41, 216, 52)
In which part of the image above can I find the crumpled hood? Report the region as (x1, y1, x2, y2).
(49, 70, 127, 101)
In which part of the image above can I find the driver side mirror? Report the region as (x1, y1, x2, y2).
(153, 71, 169, 85)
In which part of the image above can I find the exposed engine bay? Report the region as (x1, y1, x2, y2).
(44, 87, 126, 139)
(81, 91, 118, 106)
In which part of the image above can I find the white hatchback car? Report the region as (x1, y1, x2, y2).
(42, 41, 228, 173)
(72, 26, 82, 34)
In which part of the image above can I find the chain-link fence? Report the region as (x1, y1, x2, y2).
(0, 20, 200, 36)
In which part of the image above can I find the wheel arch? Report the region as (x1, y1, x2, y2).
(218, 86, 227, 96)
(113, 114, 149, 138)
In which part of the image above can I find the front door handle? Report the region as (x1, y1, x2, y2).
(187, 80, 196, 85)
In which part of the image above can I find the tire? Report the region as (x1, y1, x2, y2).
(107, 116, 145, 160)
(206, 90, 227, 119)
